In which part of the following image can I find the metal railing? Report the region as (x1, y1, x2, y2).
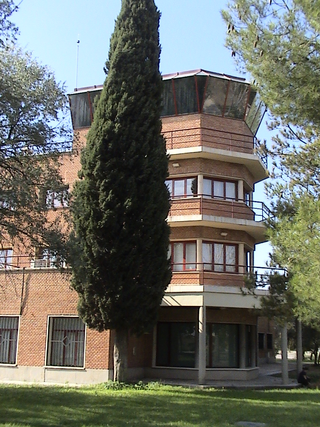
(168, 195, 272, 223)
(162, 126, 268, 168)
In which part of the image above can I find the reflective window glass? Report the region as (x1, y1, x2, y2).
(226, 182, 236, 200)
(162, 80, 176, 116)
(214, 181, 224, 199)
(156, 322, 196, 368)
(224, 81, 248, 119)
(203, 77, 228, 116)
(69, 92, 91, 128)
(174, 77, 198, 114)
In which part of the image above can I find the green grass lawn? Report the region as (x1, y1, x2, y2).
(0, 381, 319, 427)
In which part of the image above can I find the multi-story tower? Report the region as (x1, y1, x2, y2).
(0, 69, 270, 384)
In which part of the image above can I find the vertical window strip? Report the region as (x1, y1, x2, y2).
(0, 316, 19, 364)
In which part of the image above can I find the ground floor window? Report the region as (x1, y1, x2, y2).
(46, 317, 85, 367)
(206, 323, 239, 368)
(0, 316, 19, 364)
(156, 322, 196, 368)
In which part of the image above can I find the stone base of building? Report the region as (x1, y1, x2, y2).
(0, 365, 112, 385)
(146, 366, 259, 381)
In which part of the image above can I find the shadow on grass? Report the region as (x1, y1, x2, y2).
(0, 385, 319, 427)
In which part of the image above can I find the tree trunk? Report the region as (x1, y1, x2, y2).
(296, 319, 303, 374)
(281, 322, 289, 385)
(113, 328, 128, 382)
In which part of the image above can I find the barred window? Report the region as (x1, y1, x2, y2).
(0, 316, 19, 364)
(47, 317, 85, 367)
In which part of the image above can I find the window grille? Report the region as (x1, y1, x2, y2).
(0, 316, 19, 364)
(47, 317, 85, 367)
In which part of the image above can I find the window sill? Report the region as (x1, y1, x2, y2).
(0, 363, 18, 367)
(44, 366, 85, 371)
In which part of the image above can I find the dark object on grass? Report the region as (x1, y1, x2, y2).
(298, 369, 310, 386)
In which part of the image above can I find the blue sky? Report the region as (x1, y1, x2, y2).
(13, 0, 241, 91)
(13, 0, 271, 265)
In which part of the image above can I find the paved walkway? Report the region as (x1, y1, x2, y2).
(156, 362, 299, 389)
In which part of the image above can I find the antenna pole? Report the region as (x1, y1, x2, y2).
(76, 36, 80, 89)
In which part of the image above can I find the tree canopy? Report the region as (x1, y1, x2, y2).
(70, 0, 171, 380)
(222, 0, 320, 326)
(0, 1, 72, 257)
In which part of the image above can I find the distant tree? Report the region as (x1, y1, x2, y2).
(222, 0, 320, 326)
(0, 0, 19, 47)
(0, 6, 72, 257)
(70, 0, 171, 382)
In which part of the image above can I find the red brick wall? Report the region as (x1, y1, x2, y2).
(0, 270, 110, 369)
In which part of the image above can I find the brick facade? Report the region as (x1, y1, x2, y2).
(0, 70, 271, 384)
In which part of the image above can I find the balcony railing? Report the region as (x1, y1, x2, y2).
(163, 126, 268, 168)
(0, 255, 67, 271)
(169, 264, 286, 289)
(168, 196, 272, 223)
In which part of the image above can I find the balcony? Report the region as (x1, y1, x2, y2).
(0, 254, 66, 270)
(163, 125, 267, 170)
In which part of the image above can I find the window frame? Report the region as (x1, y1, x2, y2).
(169, 241, 197, 271)
(0, 316, 19, 365)
(45, 186, 69, 209)
(203, 178, 237, 201)
(46, 316, 86, 368)
(166, 177, 198, 199)
(202, 241, 238, 273)
(0, 248, 13, 270)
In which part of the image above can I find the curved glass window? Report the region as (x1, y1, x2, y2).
(224, 81, 249, 120)
(162, 80, 175, 116)
(202, 76, 229, 115)
(174, 77, 198, 114)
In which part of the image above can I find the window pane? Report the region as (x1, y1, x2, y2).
(226, 182, 236, 200)
(48, 317, 85, 367)
(165, 180, 172, 197)
(174, 77, 198, 115)
(224, 81, 248, 119)
(185, 243, 196, 270)
(69, 92, 91, 128)
(0, 249, 13, 270)
(173, 180, 184, 197)
(211, 324, 239, 368)
(162, 79, 176, 116)
(203, 179, 212, 197)
(203, 77, 228, 116)
(202, 243, 212, 270)
(214, 244, 224, 272)
(213, 181, 224, 199)
(173, 243, 183, 271)
(0, 317, 19, 364)
(186, 178, 197, 196)
(156, 322, 196, 368)
(226, 245, 236, 272)
(170, 323, 196, 367)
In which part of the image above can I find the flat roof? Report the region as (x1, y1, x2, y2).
(70, 68, 249, 94)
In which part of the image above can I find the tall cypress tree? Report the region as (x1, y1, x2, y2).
(70, 0, 171, 381)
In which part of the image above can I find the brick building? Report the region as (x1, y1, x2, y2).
(0, 69, 274, 384)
